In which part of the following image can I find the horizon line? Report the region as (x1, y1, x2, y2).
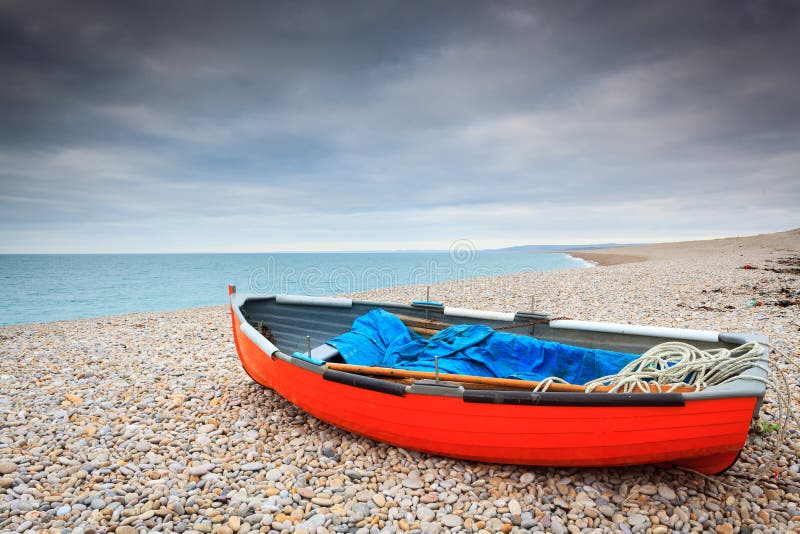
(0, 245, 648, 255)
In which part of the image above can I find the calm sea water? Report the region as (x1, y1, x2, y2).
(0, 252, 587, 325)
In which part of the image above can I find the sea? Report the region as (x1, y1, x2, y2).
(0, 252, 588, 326)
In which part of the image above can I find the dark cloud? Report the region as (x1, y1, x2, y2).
(1, 0, 798, 252)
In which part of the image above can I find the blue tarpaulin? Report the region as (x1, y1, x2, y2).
(327, 309, 639, 384)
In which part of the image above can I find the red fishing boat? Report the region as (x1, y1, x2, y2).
(228, 285, 768, 474)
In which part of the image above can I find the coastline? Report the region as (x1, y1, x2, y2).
(564, 250, 646, 266)
(559, 251, 599, 268)
(1, 229, 799, 532)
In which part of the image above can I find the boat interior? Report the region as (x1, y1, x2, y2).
(239, 295, 747, 362)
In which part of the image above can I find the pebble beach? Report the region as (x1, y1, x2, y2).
(1, 230, 799, 534)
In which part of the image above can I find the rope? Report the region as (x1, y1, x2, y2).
(531, 376, 569, 392)
(582, 341, 769, 393)
(529, 341, 769, 394)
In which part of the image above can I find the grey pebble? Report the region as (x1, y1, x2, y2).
(345, 469, 366, 479)
(240, 462, 264, 471)
(56, 504, 71, 516)
(657, 483, 677, 501)
(0, 461, 16, 475)
(550, 516, 566, 534)
(187, 464, 213, 476)
(627, 513, 648, 526)
(598, 504, 615, 518)
(442, 514, 462, 527)
(417, 506, 435, 522)
(403, 478, 424, 489)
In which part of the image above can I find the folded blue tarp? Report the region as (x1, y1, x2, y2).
(327, 309, 638, 384)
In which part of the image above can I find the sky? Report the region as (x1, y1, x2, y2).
(1, 1, 799, 253)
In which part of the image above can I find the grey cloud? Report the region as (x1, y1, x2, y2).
(1, 1, 798, 251)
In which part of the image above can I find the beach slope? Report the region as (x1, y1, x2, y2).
(568, 228, 800, 266)
(1, 229, 799, 532)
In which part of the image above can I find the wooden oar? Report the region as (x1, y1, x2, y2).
(394, 312, 544, 337)
(407, 326, 441, 337)
(325, 362, 691, 394)
(394, 313, 449, 331)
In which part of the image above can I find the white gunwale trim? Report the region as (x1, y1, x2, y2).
(239, 320, 280, 356)
(549, 320, 719, 343)
(229, 293, 280, 356)
(276, 294, 353, 307)
(444, 307, 515, 322)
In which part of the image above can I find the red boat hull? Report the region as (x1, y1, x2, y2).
(230, 306, 753, 474)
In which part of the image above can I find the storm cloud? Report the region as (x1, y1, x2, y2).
(1, 0, 798, 252)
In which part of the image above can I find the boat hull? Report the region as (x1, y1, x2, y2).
(229, 299, 755, 474)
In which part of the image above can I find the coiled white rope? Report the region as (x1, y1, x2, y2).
(531, 376, 569, 393)
(529, 341, 770, 393)
(583, 341, 770, 393)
